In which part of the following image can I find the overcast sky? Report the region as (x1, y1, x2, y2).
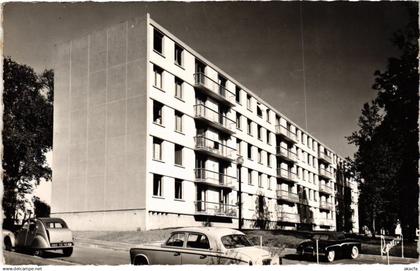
(4, 1, 412, 158)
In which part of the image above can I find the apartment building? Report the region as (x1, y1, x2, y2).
(52, 14, 359, 232)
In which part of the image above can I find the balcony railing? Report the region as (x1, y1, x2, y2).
(276, 190, 300, 203)
(194, 73, 235, 106)
(195, 200, 237, 217)
(194, 135, 236, 161)
(276, 168, 298, 183)
(275, 125, 298, 143)
(194, 168, 235, 188)
(319, 168, 333, 179)
(318, 151, 332, 164)
(276, 146, 298, 163)
(194, 104, 235, 134)
(319, 201, 334, 211)
(277, 211, 300, 223)
(319, 183, 333, 194)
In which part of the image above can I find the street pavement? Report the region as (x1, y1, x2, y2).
(3, 240, 418, 266)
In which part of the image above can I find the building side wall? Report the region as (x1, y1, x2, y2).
(52, 16, 148, 230)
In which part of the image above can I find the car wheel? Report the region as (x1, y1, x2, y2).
(4, 238, 12, 251)
(63, 247, 73, 257)
(350, 245, 359, 259)
(33, 249, 44, 258)
(134, 256, 149, 265)
(326, 250, 335, 262)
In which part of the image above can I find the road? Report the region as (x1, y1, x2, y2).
(4, 245, 417, 265)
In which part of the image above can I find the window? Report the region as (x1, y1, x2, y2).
(153, 29, 164, 54)
(267, 154, 271, 167)
(257, 106, 262, 118)
(247, 94, 252, 110)
(248, 169, 252, 185)
(267, 131, 271, 145)
(175, 111, 183, 133)
(258, 149, 262, 163)
(235, 87, 241, 104)
(174, 44, 183, 66)
(153, 137, 163, 160)
(166, 232, 185, 247)
(247, 144, 252, 160)
(187, 233, 210, 249)
(258, 173, 262, 187)
(175, 179, 183, 199)
(236, 113, 241, 129)
(247, 119, 252, 135)
(266, 109, 270, 123)
(153, 101, 163, 125)
(237, 139, 242, 155)
(153, 65, 163, 89)
(267, 177, 271, 189)
(257, 125, 262, 140)
(175, 144, 183, 166)
(153, 174, 163, 196)
(175, 77, 183, 99)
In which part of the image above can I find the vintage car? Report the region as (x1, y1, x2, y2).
(12, 217, 74, 257)
(296, 231, 361, 262)
(130, 227, 281, 265)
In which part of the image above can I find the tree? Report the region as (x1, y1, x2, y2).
(2, 57, 54, 229)
(33, 196, 51, 218)
(347, 4, 418, 239)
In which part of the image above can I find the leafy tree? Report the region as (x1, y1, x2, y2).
(2, 57, 53, 229)
(33, 196, 51, 218)
(347, 4, 418, 239)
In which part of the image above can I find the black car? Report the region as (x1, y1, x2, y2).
(296, 231, 361, 262)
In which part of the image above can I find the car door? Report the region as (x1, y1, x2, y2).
(15, 221, 30, 247)
(24, 220, 38, 246)
(158, 232, 184, 264)
(181, 232, 218, 264)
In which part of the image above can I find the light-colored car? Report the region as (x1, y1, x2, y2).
(12, 217, 74, 257)
(129, 227, 281, 265)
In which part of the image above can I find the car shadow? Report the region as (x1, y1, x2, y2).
(283, 253, 322, 263)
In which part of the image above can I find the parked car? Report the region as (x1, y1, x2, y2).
(130, 227, 281, 265)
(11, 217, 74, 257)
(296, 231, 361, 262)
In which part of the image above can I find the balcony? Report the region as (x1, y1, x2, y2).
(277, 211, 300, 223)
(319, 168, 333, 180)
(276, 146, 298, 164)
(194, 73, 235, 106)
(318, 152, 332, 164)
(276, 168, 298, 183)
(194, 135, 236, 162)
(275, 125, 298, 144)
(319, 183, 333, 194)
(276, 190, 300, 204)
(319, 201, 334, 211)
(194, 104, 235, 135)
(194, 168, 235, 189)
(195, 200, 237, 217)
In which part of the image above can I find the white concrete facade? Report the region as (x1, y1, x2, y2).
(52, 14, 359, 232)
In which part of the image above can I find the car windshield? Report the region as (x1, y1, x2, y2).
(221, 234, 253, 249)
(312, 234, 330, 241)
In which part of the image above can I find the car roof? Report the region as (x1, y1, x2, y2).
(171, 227, 244, 238)
(37, 217, 66, 224)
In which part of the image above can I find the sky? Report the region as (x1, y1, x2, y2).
(3, 2, 413, 203)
